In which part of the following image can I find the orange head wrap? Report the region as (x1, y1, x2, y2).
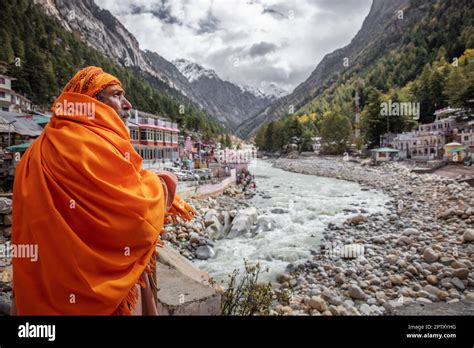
(62, 66, 124, 97)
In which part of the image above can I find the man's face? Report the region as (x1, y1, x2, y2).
(96, 85, 132, 123)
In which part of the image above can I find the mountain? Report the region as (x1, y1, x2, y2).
(173, 59, 275, 130)
(252, 0, 474, 152)
(265, 83, 289, 100)
(32, 0, 204, 100)
(236, 0, 413, 138)
(32, 0, 277, 132)
(1, 0, 223, 136)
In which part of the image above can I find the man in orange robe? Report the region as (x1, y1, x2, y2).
(11, 66, 195, 315)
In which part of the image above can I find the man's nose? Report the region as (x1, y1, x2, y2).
(122, 97, 132, 111)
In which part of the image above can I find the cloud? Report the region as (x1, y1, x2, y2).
(95, 0, 372, 94)
(248, 42, 278, 57)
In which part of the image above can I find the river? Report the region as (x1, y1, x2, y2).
(195, 159, 390, 282)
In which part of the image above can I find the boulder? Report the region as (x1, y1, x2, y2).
(253, 216, 274, 234)
(227, 207, 258, 238)
(195, 245, 215, 260)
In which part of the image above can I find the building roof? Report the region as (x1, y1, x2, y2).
(0, 111, 43, 136)
(444, 142, 463, 147)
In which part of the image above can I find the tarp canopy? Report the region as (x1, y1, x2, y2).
(447, 147, 466, 153)
(6, 142, 31, 152)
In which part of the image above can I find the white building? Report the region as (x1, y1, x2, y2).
(393, 109, 458, 160)
(0, 75, 33, 113)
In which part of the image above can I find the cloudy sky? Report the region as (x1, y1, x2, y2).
(95, 0, 372, 95)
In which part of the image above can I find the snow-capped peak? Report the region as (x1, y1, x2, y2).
(265, 83, 289, 100)
(173, 58, 219, 83)
(237, 84, 267, 100)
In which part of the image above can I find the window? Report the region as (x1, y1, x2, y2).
(0, 92, 5, 98)
(141, 129, 147, 141)
(0, 78, 5, 84)
(129, 128, 139, 140)
(147, 129, 154, 141)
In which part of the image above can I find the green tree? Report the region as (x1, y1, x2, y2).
(360, 88, 385, 148)
(443, 67, 468, 107)
(320, 111, 352, 154)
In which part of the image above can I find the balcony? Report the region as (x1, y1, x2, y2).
(461, 140, 474, 147)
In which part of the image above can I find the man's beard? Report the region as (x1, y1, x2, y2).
(118, 109, 130, 124)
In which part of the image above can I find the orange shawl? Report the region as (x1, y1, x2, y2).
(12, 89, 195, 315)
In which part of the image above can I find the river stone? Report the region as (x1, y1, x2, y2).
(254, 216, 274, 234)
(205, 221, 224, 240)
(452, 268, 469, 279)
(276, 273, 292, 284)
(388, 275, 404, 286)
(195, 245, 215, 260)
(465, 292, 474, 302)
(450, 277, 465, 290)
(423, 248, 440, 263)
(335, 273, 346, 285)
(270, 208, 288, 214)
(189, 232, 201, 244)
(348, 284, 367, 300)
(426, 275, 439, 285)
(403, 228, 420, 236)
(462, 229, 474, 243)
(203, 209, 219, 227)
(221, 211, 232, 235)
(307, 296, 328, 312)
(346, 214, 368, 225)
(321, 289, 343, 306)
(359, 303, 372, 315)
(384, 254, 398, 265)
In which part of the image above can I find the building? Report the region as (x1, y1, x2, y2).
(392, 108, 459, 160)
(456, 120, 474, 157)
(0, 111, 43, 149)
(127, 109, 179, 168)
(0, 75, 33, 113)
(371, 147, 399, 162)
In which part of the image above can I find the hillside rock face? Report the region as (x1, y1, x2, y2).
(236, 0, 414, 138)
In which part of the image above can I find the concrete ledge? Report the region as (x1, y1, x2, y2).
(156, 243, 210, 286)
(156, 264, 221, 315)
(155, 243, 221, 315)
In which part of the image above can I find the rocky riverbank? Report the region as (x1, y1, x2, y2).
(266, 157, 474, 316)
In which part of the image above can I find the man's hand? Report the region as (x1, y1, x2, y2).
(156, 171, 178, 211)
